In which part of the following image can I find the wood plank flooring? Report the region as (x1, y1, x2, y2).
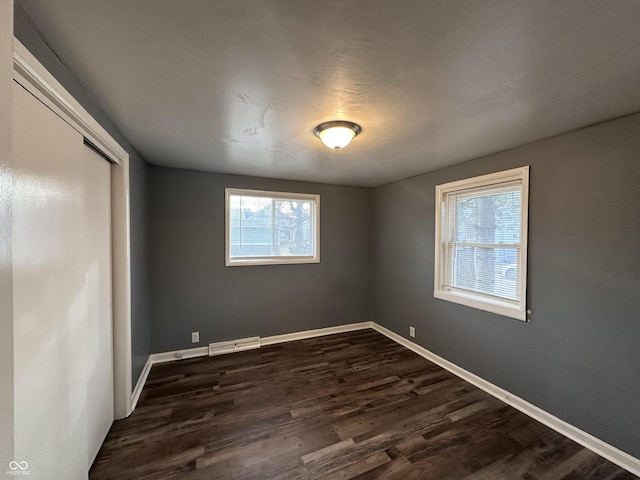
(90, 330, 638, 479)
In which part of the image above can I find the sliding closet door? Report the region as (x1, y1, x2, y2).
(83, 145, 114, 467)
(12, 81, 113, 479)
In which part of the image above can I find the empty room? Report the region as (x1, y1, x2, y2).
(1, 1, 639, 479)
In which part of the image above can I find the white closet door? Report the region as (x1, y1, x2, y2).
(83, 145, 113, 467)
(12, 81, 113, 479)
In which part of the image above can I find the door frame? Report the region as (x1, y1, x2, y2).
(13, 38, 133, 419)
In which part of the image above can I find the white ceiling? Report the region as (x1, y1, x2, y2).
(15, 0, 640, 187)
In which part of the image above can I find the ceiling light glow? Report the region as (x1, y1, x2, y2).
(313, 121, 362, 151)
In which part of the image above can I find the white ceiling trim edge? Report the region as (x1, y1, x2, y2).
(12, 38, 128, 164)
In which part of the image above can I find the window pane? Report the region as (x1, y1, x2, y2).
(229, 195, 273, 257)
(445, 187, 522, 301)
(227, 190, 318, 264)
(450, 246, 519, 301)
(453, 189, 521, 245)
(274, 200, 312, 256)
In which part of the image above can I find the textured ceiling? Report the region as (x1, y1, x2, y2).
(15, 0, 640, 186)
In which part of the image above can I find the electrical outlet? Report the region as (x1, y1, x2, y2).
(191, 331, 200, 343)
(409, 326, 415, 338)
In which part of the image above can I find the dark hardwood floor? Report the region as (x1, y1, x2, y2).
(90, 330, 637, 479)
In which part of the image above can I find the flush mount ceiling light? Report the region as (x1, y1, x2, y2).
(313, 120, 362, 151)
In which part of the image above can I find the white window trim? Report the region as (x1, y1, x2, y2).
(434, 166, 530, 321)
(225, 188, 320, 266)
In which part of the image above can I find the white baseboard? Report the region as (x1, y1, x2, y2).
(209, 336, 261, 356)
(370, 322, 640, 477)
(150, 346, 210, 364)
(130, 356, 152, 413)
(261, 322, 372, 346)
(129, 346, 209, 413)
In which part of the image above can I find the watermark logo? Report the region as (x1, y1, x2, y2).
(6, 461, 30, 476)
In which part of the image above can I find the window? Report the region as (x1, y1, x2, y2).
(434, 166, 529, 321)
(225, 188, 320, 266)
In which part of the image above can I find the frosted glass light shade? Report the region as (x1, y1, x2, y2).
(318, 126, 355, 150)
(313, 121, 362, 151)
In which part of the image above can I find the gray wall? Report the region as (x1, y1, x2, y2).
(148, 167, 372, 353)
(14, 7, 152, 388)
(371, 113, 640, 458)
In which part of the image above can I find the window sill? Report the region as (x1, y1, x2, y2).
(226, 256, 320, 267)
(434, 289, 527, 321)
